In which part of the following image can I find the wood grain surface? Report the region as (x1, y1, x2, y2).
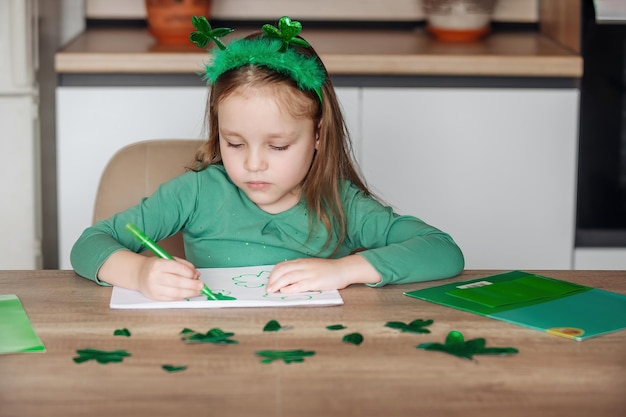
(1, 269, 624, 417)
(55, 28, 582, 77)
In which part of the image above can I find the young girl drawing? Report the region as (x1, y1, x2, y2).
(71, 16, 464, 301)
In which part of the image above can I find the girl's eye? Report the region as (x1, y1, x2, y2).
(226, 142, 243, 149)
(270, 145, 289, 151)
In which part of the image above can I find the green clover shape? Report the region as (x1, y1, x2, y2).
(73, 348, 131, 364)
(263, 319, 286, 332)
(262, 16, 311, 52)
(113, 328, 131, 337)
(256, 349, 316, 364)
(162, 364, 188, 373)
(190, 16, 233, 50)
(417, 330, 519, 360)
(385, 319, 434, 334)
(180, 327, 238, 344)
(342, 332, 364, 346)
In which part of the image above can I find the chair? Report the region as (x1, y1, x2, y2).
(93, 139, 204, 259)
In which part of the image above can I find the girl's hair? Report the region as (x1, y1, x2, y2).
(192, 32, 371, 254)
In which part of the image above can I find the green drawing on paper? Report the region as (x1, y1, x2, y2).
(162, 364, 188, 373)
(110, 265, 343, 308)
(326, 324, 346, 331)
(417, 330, 519, 360)
(262, 292, 314, 301)
(263, 319, 286, 332)
(385, 319, 434, 334)
(113, 328, 131, 337)
(73, 348, 131, 364)
(342, 333, 363, 346)
(180, 327, 238, 344)
(232, 270, 271, 288)
(256, 349, 316, 364)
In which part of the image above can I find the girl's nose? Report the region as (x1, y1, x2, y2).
(244, 150, 268, 172)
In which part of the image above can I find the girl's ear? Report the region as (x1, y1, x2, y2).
(315, 121, 321, 150)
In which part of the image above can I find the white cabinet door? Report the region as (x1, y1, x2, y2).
(56, 86, 359, 268)
(0, 95, 40, 268)
(360, 88, 579, 269)
(56, 86, 208, 269)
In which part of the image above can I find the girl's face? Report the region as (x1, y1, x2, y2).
(217, 86, 318, 214)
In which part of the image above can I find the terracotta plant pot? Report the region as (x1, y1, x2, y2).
(423, 0, 498, 42)
(145, 0, 211, 45)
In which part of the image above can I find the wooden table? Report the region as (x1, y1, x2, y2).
(1, 270, 625, 417)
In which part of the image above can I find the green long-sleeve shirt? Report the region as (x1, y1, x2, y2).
(71, 165, 464, 286)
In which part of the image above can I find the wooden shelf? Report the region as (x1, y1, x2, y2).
(55, 27, 582, 78)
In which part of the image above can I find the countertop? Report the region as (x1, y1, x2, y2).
(55, 27, 583, 77)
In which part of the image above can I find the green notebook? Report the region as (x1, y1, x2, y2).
(405, 271, 626, 341)
(0, 294, 46, 354)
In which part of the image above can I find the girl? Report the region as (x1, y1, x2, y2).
(71, 17, 464, 301)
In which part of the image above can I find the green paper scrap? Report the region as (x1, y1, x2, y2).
(113, 328, 131, 337)
(211, 293, 237, 301)
(256, 349, 316, 364)
(417, 330, 519, 360)
(342, 332, 364, 346)
(0, 294, 46, 354)
(73, 348, 131, 364)
(326, 324, 346, 331)
(180, 327, 238, 344)
(162, 364, 187, 373)
(263, 319, 284, 332)
(385, 319, 434, 334)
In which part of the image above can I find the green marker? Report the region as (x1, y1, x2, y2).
(125, 223, 218, 300)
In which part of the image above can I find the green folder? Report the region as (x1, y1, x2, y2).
(405, 271, 626, 341)
(0, 294, 46, 354)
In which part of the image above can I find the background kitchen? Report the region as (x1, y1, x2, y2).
(2, 0, 624, 272)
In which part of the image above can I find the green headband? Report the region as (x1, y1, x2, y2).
(191, 16, 325, 102)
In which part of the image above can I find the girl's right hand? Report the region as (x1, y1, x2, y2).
(136, 256, 204, 301)
(97, 250, 203, 301)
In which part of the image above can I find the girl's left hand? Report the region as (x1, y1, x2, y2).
(266, 255, 381, 294)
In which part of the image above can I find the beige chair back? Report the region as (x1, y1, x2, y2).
(93, 139, 204, 259)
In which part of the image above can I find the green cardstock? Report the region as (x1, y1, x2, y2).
(0, 294, 46, 354)
(405, 271, 626, 341)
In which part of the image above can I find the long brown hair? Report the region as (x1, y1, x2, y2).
(192, 32, 371, 253)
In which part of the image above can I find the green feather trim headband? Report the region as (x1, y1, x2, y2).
(190, 16, 325, 102)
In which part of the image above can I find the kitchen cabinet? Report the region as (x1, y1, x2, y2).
(359, 87, 579, 269)
(56, 86, 360, 268)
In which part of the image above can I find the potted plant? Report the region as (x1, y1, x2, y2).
(145, 0, 212, 44)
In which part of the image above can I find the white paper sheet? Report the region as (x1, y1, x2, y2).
(109, 264, 344, 309)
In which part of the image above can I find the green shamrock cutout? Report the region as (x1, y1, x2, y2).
(113, 328, 131, 337)
(190, 16, 234, 50)
(162, 364, 187, 373)
(342, 333, 364, 346)
(256, 349, 316, 364)
(385, 319, 434, 334)
(263, 319, 288, 332)
(73, 348, 131, 364)
(262, 16, 311, 52)
(417, 330, 519, 360)
(180, 327, 238, 344)
(326, 324, 346, 331)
